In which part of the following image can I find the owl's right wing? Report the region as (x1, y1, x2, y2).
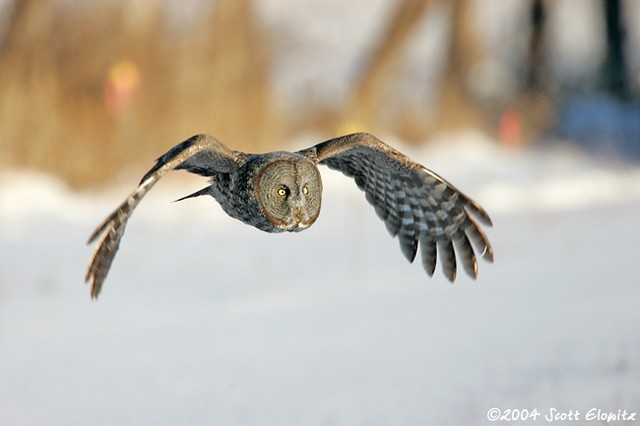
(305, 132, 493, 282)
(85, 134, 239, 299)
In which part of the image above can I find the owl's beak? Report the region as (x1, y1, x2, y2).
(292, 203, 310, 230)
(294, 205, 305, 224)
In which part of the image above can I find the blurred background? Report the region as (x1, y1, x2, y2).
(1, 1, 639, 425)
(0, 0, 638, 186)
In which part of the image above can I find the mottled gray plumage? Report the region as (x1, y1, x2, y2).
(86, 133, 493, 298)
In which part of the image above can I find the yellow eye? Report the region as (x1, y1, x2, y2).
(302, 186, 309, 195)
(277, 188, 287, 197)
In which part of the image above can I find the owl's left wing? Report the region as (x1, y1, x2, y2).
(86, 134, 239, 298)
(304, 132, 493, 281)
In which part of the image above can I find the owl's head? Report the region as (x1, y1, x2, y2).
(255, 156, 322, 232)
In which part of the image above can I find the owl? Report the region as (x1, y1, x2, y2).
(86, 133, 493, 298)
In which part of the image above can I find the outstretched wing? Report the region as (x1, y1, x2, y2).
(85, 134, 239, 298)
(304, 132, 493, 281)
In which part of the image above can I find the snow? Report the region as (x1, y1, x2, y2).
(1, 134, 639, 425)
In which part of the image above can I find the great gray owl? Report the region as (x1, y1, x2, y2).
(86, 132, 493, 298)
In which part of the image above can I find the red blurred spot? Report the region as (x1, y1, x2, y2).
(499, 108, 522, 147)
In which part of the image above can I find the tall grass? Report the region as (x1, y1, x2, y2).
(0, 0, 279, 187)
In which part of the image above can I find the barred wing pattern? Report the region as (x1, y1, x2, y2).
(85, 134, 239, 298)
(309, 133, 493, 281)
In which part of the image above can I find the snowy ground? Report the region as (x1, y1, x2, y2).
(1, 134, 639, 425)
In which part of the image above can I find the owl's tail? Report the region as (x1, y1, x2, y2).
(173, 186, 211, 203)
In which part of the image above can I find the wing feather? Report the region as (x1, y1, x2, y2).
(419, 235, 437, 276)
(438, 240, 457, 282)
(453, 233, 478, 279)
